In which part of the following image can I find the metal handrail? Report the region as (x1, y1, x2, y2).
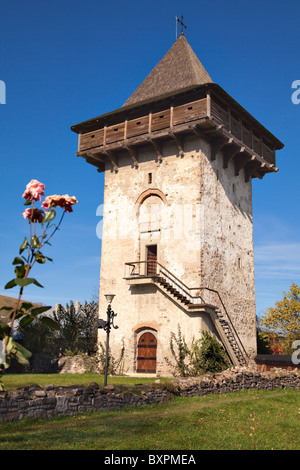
(124, 260, 249, 361)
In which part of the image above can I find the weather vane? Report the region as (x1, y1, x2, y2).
(176, 15, 187, 39)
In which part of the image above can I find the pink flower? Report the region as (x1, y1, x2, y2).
(22, 208, 44, 223)
(42, 194, 78, 212)
(22, 179, 45, 201)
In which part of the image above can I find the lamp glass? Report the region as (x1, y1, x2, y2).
(105, 293, 115, 304)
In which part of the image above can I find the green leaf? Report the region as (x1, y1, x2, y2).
(12, 310, 25, 320)
(32, 279, 44, 288)
(42, 209, 56, 224)
(40, 316, 60, 330)
(5, 336, 15, 354)
(30, 234, 40, 248)
(14, 278, 34, 287)
(19, 237, 28, 254)
(4, 356, 11, 369)
(0, 322, 11, 336)
(23, 200, 32, 206)
(35, 251, 46, 264)
(12, 257, 25, 266)
(13, 278, 43, 288)
(0, 306, 14, 311)
(4, 279, 17, 289)
(19, 302, 33, 311)
(30, 306, 52, 315)
(14, 265, 26, 279)
(19, 314, 35, 328)
(6, 337, 32, 364)
(19, 306, 51, 329)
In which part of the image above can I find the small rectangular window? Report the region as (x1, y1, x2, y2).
(148, 173, 152, 184)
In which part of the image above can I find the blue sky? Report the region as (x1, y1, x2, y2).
(0, 0, 299, 316)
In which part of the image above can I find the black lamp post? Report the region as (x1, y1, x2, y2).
(97, 293, 118, 386)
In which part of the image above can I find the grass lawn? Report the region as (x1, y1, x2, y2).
(2, 373, 169, 391)
(0, 378, 299, 450)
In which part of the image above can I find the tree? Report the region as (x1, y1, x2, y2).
(21, 316, 60, 356)
(256, 316, 272, 354)
(260, 283, 300, 354)
(52, 300, 98, 355)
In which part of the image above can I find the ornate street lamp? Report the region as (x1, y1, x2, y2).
(97, 293, 118, 386)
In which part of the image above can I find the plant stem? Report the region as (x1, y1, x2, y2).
(10, 262, 31, 329)
(42, 210, 66, 247)
(10, 208, 66, 329)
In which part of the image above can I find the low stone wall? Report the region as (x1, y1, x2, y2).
(172, 367, 300, 396)
(0, 382, 172, 424)
(1, 367, 300, 424)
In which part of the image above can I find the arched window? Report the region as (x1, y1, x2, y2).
(135, 189, 166, 232)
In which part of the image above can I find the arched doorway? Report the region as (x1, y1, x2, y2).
(137, 332, 157, 373)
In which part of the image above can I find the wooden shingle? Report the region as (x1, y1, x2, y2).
(123, 34, 213, 107)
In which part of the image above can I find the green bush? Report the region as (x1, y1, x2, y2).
(165, 325, 230, 377)
(191, 331, 230, 374)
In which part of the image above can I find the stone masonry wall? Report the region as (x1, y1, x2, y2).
(1, 367, 300, 424)
(98, 132, 258, 375)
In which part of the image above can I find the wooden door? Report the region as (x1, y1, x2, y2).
(146, 245, 157, 276)
(137, 332, 157, 373)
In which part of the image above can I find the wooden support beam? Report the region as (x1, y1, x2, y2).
(205, 124, 224, 133)
(76, 150, 88, 158)
(234, 154, 253, 176)
(252, 169, 264, 179)
(168, 131, 184, 157)
(187, 124, 210, 143)
(107, 150, 119, 172)
(210, 137, 233, 161)
(244, 160, 262, 182)
(122, 144, 139, 168)
(147, 137, 163, 163)
(85, 156, 105, 172)
(223, 144, 242, 169)
(86, 151, 106, 163)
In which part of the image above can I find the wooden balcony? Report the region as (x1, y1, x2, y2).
(72, 83, 283, 180)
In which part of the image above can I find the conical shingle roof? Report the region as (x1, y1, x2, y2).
(123, 34, 213, 107)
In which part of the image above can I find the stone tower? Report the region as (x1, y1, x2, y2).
(71, 34, 283, 376)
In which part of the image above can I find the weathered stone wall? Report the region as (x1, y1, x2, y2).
(1, 367, 299, 424)
(0, 382, 172, 424)
(200, 149, 256, 357)
(98, 133, 257, 375)
(99, 137, 206, 376)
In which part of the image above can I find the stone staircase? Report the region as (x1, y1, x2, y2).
(124, 260, 249, 367)
(154, 274, 247, 366)
(214, 308, 247, 366)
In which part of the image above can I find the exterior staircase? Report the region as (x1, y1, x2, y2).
(124, 261, 248, 366)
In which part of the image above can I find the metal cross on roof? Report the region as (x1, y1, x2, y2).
(176, 15, 187, 39)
